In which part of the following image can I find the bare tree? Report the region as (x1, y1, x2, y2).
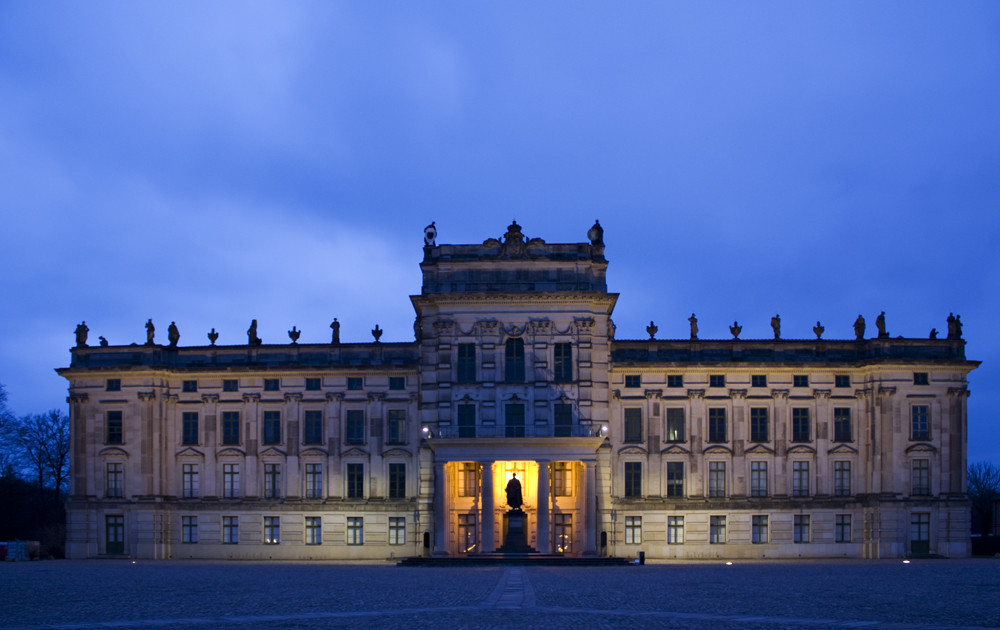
(0, 383, 16, 476)
(968, 461, 1000, 536)
(13, 410, 70, 502)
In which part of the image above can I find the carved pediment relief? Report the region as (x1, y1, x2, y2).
(382, 448, 411, 458)
(217, 447, 246, 458)
(786, 444, 816, 455)
(99, 446, 129, 458)
(342, 447, 369, 458)
(660, 444, 691, 455)
(703, 444, 733, 455)
(905, 442, 938, 454)
(175, 447, 205, 459)
(745, 443, 774, 455)
(618, 445, 648, 456)
(259, 446, 287, 459)
(828, 444, 859, 455)
(300, 447, 329, 458)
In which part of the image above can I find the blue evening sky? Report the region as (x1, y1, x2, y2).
(1, 3, 998, 462)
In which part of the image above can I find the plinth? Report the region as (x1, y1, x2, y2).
(497, 508, 536, 553)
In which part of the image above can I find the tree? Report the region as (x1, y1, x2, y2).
(0, 383, 18, 478)
(14, 410, 71, 503)
(968, 461, 1000, 536)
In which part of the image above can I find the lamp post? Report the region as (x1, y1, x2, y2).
(611, 509, 617, 558)
(413, 508, 420, 557)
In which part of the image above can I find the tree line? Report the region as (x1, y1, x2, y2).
(0, 383, 69, 557)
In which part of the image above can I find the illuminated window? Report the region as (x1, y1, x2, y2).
(625, 516, 642, 544)
(263, 516, 279, 544)
(667, 516, 684, 544)
(554, 514, 573, 553)
(665, 408, 685, 442)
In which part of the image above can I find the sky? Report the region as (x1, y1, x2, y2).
(1, 2, 997, 462)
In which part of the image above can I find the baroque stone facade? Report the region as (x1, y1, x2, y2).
(59, 221, 978, 559)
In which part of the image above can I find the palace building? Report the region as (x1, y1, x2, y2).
(59, 221, 978, 560)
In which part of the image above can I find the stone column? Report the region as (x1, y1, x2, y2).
(583, 460, 597, 555)
(243, 393, 260, 497)
(536, 460, 551, 553)
(433, 461, 447, 554)
(284, 393, 301, 497)
(480, 460, 495, 552)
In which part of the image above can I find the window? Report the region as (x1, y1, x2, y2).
(387, 410, 406, 444)
(106, 463, 123, 498)
(264, 378, 280, 391)
(304, 410, 323, 445)
(264, 516, 280, 544)
(388, 463, 406, 499)
(791, 408, 810, 442)
(182, 516, 198, 544)
(624, 462, 642, 498)
(665, 408, 685, 442)
(262, 410, 281, 444)
(667, 374, 683, 388)
(554, 514, 573, 553)
(182, 412, 199, 445)
(792, 461, 810, 497)
(835, 514, 851, 543)
(264, 463, 281, 499)
(835, 374, 851, 388)
(505, 338, 525, 382)
(505, 403, 525, 438)
(182, 463, 199, 498)
(834, 461, 851, 496)
(666, 462, 684, 498)
(554, 342, 572, 382)
(106, 411, 123, 445)
(346, 410, 365, 444)
(554, 404, 572, 437)
(749, 408, 769, 442)
(221, 411, 240, 445)
(910, 513, 930, 554)
(346, 463, 364, 499)
(457, 404, 476, 438)
(913, 372, 929, 386)
(305, 517, 322, 545)
(751, 375, 767, 388)
(457, 344, 476, 383)
(223, 379, 238, 392)
(911, 459, 930, 496)
(833, 408, 852, 442)
(553, 462, 573, 497)
(708, 408, 727, 443)
(182, 380, 198, 393)
(624, 408, 642, 443)
(911, 406, 930, 441)
(752, 515, 768, 544)
(389, 517, 406, 546)
(708, 462, 726, 497)
(794, 515, 810, 543)
(305, 463, 322, 499)
(347, 377, 362, 391)
(389, 376, 405, 390)
(106, 379, 121, 392)
(458, 514, 476, 553)
(793, 375, 809, 388)
(624, 516, 642, 544)
(347, 517, 363, 545)
(305, 378, 321, 391)
(709, 374, 725, 388)
(709, 516, 726, 544)
(458, 463, 477, 497)
(750, 461, 768, 497)
(223, 463, 239, 498)
(222, 516, 238, 544)
(667, 516, 684, 544)
(625, 375, 641, 388)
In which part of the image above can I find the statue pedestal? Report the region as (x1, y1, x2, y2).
(496, 509, 536, 554)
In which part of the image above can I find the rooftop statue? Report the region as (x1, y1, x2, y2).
(689, 313, 698, 340)
(876, 311, 888, 339)
(424, 221, 437, 247)
(330, 318, 340, 344)
(947, 313, 964, 340)
(854, 315, 866, 340)
(145, 319, 155, 346)
(771, 314, 781, 339)
(587, 219, 604, 246)
(74, 321, 89, 347)
(168, 322, 180, 347)
(99, 336, 108, 347)
(247, 319, 262, 346)
(730, 321, 741, 339)
(506, 473, 523, 510)
(813, 321, 824, 339)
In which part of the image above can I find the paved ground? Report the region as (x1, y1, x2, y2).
(1, 558, 999, 629)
